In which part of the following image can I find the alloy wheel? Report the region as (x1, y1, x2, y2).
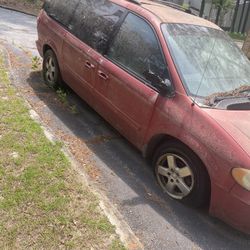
(156, 153, 194, 199)
(45, 56, 56, 84)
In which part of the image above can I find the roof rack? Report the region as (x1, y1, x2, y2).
(142, 0, 193, 14)
(127, 0, 141, 5)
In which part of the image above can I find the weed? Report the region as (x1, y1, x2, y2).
(56, 88, 68, 104)
(31, 56, 41, 70)
(70, 104, 78, 114)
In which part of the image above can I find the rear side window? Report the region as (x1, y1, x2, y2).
(44, 0, 79, 28)
(107, 13, 170, 89)
(70, 0, 125, 53)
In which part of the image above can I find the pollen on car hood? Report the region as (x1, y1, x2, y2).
(204, 109, 250, 156)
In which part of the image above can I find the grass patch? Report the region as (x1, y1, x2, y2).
(0, 52, 125, 249)
(228, 32, 247, 41)
(110, 239, 127, 250)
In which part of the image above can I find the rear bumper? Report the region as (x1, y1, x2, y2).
(210, 183, 250, 234)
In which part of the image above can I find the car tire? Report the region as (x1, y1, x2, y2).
(153, 141, 210, 208)
(43, 49, 62, 89)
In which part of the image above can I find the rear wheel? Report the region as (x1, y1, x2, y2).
(43, 49, 62, 88)
(153, 141, 210, 208)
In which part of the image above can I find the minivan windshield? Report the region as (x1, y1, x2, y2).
(162, 24, 250, 106)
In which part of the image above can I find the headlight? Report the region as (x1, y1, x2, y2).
(232, 168, 250, 191)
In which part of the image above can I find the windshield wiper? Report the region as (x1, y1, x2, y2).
(208, 95, 250, 107)
(208, 95, 239, 106)
(205, 85, 250, 106)
(239, 88, 250, 95)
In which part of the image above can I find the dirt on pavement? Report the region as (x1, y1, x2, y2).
(0, 0, 43, 15)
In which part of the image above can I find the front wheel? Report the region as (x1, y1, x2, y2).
(153, 141, 210, 208)
(43, 49, 62, 89)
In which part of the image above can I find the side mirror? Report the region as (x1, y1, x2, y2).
(143, 70, 175, 97)
(158, 79, 175, 97)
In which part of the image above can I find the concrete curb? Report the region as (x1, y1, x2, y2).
(0, 44, 144, 250)
(0, 5, 37, 17)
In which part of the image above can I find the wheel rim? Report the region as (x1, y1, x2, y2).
(156, 153, 194, 200)
(45, 56, 56, 84)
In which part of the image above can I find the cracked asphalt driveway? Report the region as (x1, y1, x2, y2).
(1, 7, 250, 250)
(0, 7, 38, 55)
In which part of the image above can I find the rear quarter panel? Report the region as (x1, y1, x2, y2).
(37, 10, 66, 74)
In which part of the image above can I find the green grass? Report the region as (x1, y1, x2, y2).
(0, 52, 125, 249)
(228, 32, 247, 41)
(110, 239, 127, 250)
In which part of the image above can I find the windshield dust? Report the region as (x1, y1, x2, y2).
(162, 23, 250, 109)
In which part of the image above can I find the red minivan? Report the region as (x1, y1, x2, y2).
(37, 0, 250, 234)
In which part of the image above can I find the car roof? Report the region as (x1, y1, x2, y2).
(127, 0, 221, 30)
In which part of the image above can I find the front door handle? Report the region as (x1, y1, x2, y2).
(98, 70, 109, 81)
(85, 61, 95, 69)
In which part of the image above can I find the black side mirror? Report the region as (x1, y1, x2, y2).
(158, 79, 175, 97)
(143, 70, 175, 97)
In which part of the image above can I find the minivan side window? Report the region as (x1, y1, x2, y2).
(44, 0, 79, 28)
(107, 13, 170, 89)
(70, 0, 125, 53)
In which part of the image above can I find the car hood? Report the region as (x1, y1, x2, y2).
(203, 108, 250, 156)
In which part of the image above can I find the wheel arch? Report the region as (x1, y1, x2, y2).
(43, 44, 53, 55)
(143, 134, 183, 162)
(42, 42, 59, 60)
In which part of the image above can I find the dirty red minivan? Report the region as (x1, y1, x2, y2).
(37, 0, 250, 234)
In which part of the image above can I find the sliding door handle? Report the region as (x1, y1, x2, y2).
(98, 70, 109, 81)
(85, 61, 95, 69)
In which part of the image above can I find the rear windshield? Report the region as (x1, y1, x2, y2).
(162, 24, 250, 99)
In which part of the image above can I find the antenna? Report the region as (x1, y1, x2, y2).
(192, 38, 217, 106)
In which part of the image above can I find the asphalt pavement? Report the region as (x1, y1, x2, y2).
(1, 7, 250, 250)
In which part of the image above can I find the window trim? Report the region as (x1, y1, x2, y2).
(104, 11, 172, 93)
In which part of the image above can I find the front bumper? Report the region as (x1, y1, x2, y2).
(210, 182, 250, 234)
